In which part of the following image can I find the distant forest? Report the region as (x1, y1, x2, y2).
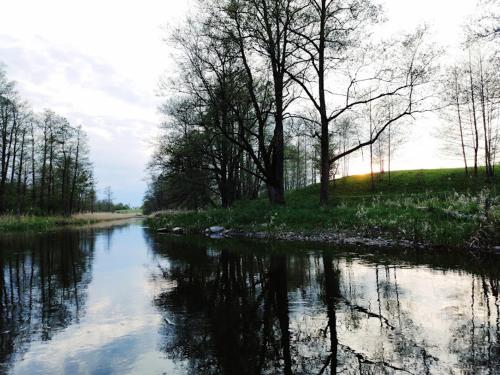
(143, 0, 499, 213)
(0, 66, 129, 215)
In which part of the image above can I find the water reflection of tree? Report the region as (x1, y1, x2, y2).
(448, 274, 500, 374)
(150, 236, 500, 375)
(152, 239, 294, 374)
(0, 231, 96, 372)
(300, 257, 427, 374)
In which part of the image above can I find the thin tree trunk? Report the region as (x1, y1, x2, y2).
(16, 129, 26, 214)
(469, 52, 480, 177)
(296, 139, 300, 189)
(478, 57, 492, 178)
(69, 130, 80, 215)
(10, 122, 19, 184)
(39, 121, 48, 211)
(388, 123, 392, 182)
(370, 102, 375, 191)
(454, 73, 469, 176)
(30, 122, 36, 206)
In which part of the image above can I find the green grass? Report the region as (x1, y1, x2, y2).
(149, 167, 500, 248)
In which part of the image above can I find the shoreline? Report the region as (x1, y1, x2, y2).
(0, 213, 143, 233)
(152, 224, 499, 253)
(220, 229, 425, 249)
(145, 168, 499, 250)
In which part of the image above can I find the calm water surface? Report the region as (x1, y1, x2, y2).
(0, 221, 499, 374)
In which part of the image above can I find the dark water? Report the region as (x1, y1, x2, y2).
(0, 222, 499, 374)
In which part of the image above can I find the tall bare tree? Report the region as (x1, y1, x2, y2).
(286, 0, 437, 205)
(202, 0, 304, 205)
(0, 65, 97, 215)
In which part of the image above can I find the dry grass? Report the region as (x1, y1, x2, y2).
(0, 211, 143, 233)
(73, 212, 142, 221)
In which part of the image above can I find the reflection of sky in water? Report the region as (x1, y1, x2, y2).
(1, 223, 498, 374)
(285, 260, 497, 373)
(10, 225, 185, 375)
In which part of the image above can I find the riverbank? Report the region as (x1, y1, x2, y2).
(148, 168, 500, 249)
(0, 212, 143, 233)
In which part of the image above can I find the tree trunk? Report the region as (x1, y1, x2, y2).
(266, 178, 285, 206)
(370, 142, 375, 191)
(16, 130, 26, 214)
(370, 102, 375, 191)
(319, 125, 330, 206)
(296, 139, 300, 189)
(388, 123, 392, 182)
(303, 137, 308, 187)
(10, 122, 19, 184)
(455, 77, 468, 176)
(269, 82, 285, 206)
(0, 104, 16, 211)
(39, 122, 48, 211)
(318, 0, 329, 207)
(48, 131, 54, 214)
(478, 58, 492, 178)
(469, 53, 480, 177)
(30, 122, 36, 206)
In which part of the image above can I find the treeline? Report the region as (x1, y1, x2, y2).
(144, 0, 497, 212)
(440, 40, 499, 178)
(0, 66, 96, 215)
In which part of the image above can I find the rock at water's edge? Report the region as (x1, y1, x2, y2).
(208, 226, 225, 234)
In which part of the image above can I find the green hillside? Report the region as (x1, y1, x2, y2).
(149, 167, 500, 248)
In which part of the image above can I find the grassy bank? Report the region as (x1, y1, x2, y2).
(148, 167, 500, 248)
(0, 212, 142, 233)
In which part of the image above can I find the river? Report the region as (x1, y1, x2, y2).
(0, 220, 498, 374)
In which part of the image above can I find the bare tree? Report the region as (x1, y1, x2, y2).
(441, 33, 499, 179)
(104, 186, 113, 212)
(286, 0, 437, 205)
(467, 0, 500, 41)
(192, 0, 303, 205)
(166, 16, 262, 207)
(440, 66, 471, 175)
(0, 65, 96, 214)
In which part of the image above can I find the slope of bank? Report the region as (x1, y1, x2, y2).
(0, 212, 143, 233)
(148, 167, 500, 249)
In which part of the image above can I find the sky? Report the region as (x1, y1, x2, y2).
(0, 0, 478, 206)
